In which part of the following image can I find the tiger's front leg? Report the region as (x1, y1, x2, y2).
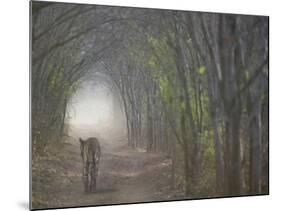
(82, 161, 90, 193)
(90, 162, 98, 192)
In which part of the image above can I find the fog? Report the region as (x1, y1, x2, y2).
(67, 80, 126, 141)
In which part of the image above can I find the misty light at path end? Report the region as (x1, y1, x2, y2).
(68, 83, 113, 128)
(66, 80, 126, 140)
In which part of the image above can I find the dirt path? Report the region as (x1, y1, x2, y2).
(32, 135, 183, 209)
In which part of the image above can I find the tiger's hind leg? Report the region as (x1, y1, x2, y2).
(90, 162, 99, 192)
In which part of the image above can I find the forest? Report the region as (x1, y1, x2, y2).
(31, 1, 269, 209)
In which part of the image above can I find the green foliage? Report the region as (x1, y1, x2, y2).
(126, 33, 180, 111)
(48, 65, 64, 96)
(194, 130, 216, 196)
(197, 66, 206, 75)
(180, 99, 185, 113)
(127, 44, 146, 65)
(159, 76, 173, 105)
(66, 79, 81, 98)
(147, 56, 157, 68)
(146, 34, 176, 71)
(46, 62, 82, 100)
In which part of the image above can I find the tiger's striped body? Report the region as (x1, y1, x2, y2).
(79, 137, 101, 193)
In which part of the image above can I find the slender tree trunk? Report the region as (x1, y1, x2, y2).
(248, 96, 262, 194)
(212, 112, 224, 194)
(146, 94, 153, 152)
(171, 142, 176, 189)
(229, 111, 242, 195)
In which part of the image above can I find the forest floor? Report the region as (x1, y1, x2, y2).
(32, 128, 186, 209)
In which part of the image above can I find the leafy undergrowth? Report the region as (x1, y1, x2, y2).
(32, 143, 81, 208)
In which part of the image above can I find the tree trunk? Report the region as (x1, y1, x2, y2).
(212, 112, 224, 194)
(248, 95, 262, 194)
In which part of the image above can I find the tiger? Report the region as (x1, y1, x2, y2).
(79, 137, 101, 193)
